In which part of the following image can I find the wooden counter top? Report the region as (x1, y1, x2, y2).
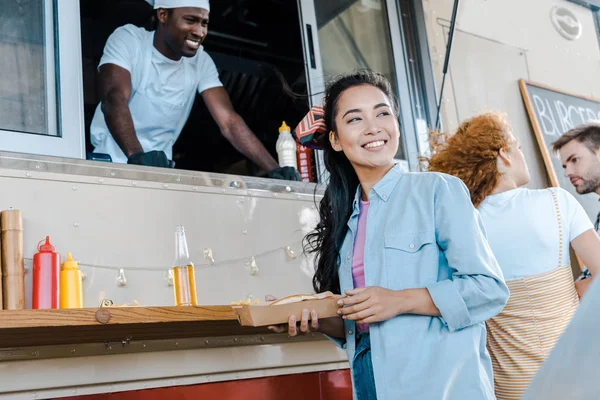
(0, 306, 270, 348)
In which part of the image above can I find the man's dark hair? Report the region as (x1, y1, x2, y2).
(552, 122, 600, 154)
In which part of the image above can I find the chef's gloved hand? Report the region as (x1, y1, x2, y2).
(127, 150, 175, 168)
(267, 166, 301, 181)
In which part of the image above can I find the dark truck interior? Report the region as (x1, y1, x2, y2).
(80, 0, 312, 177)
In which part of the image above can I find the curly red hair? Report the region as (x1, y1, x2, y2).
(427, 112, 512, 208)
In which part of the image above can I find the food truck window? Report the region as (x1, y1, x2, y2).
(0, 1, 58, 137)
(566, 1, 600, 48)
(311, 0, 406, 161)
(593, 6, 600, 48)
(80, 0, 313, 180)
(397, 0, 438, 164)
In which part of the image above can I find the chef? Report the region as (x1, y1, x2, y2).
(90, 0, 299, 180)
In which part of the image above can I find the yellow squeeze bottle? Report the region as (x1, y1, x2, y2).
(60, 252, 83, 308)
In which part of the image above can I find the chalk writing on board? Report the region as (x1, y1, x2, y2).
(531, 94, 600, 137)
(520, 79, 600, 222)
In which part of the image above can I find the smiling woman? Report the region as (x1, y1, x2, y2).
(270, 69, 509, 399)
(329, 86, 399, 181)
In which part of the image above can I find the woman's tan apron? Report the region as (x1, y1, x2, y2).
(486, 189, 580, 400)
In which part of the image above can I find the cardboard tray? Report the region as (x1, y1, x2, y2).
(232, 296, 343, 327)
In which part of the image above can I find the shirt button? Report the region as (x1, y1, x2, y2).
(382, 194, 388, 199)
(346, 255, 351, 260)
(348, 330, 354, 335)
(409, 244, 415, 249)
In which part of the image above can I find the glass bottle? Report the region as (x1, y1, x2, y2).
(172, 226, 197, 306)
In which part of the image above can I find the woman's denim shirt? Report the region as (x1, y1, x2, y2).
(330, 165, 509, 399)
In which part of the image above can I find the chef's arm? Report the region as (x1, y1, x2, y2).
(98, 64, 143, 158)
(201, 87, 279, 173)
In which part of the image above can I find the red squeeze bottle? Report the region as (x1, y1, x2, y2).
(296, 143, 314, 182)
(33, 236, 61, 309)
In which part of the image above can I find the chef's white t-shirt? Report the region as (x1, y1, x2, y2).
(90, 24, 223, 163)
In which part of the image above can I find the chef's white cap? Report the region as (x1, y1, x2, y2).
(145, 0, 210, 11)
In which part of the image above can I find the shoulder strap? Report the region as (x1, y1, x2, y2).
(549, 189, 564, 267)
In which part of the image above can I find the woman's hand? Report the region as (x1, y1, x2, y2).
(265, 295, 319, 336)
(265, 295, 346, 339)
(337, 287, 440, 323)
(337, 287, 403, 324)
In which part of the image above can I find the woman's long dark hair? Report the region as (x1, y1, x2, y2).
(304, 69, 398, 294)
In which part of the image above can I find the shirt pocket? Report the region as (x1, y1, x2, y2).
(383, 231, 436, 289)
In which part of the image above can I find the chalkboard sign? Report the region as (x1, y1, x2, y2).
(519, 79, 600, 221)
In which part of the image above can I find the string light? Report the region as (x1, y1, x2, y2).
(117, 269, 127, 287)
(285, 246, 297, 260)
(166, 269, 174, 287)
(203, 248, 215, 265)
(247, 257, 259, 276)
(23, 241, 302, 285)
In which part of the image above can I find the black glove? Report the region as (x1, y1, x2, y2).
(267, 166, 301, 181)
(127, 151, 175, 168)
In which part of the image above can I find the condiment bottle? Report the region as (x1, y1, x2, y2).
(296, 143, 315, 182)
(276, 121, 299, 170)
(60, 252, 83, 308)
(1, 209, 24, 310)
(33, 236, 60, 309)
(172, 226, 197, 306)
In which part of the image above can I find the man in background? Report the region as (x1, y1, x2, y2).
(553, 122, 600, 296)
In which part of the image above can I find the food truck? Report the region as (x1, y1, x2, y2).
(0, 0, 599, 398)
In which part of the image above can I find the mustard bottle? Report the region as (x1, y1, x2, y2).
(60, 252, 83, 308)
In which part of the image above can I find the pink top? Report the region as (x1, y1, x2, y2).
(352, 200, 370, 332)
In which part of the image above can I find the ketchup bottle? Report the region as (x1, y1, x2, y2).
(32, 236, 60, 309)
(296, 143, 315, 182)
